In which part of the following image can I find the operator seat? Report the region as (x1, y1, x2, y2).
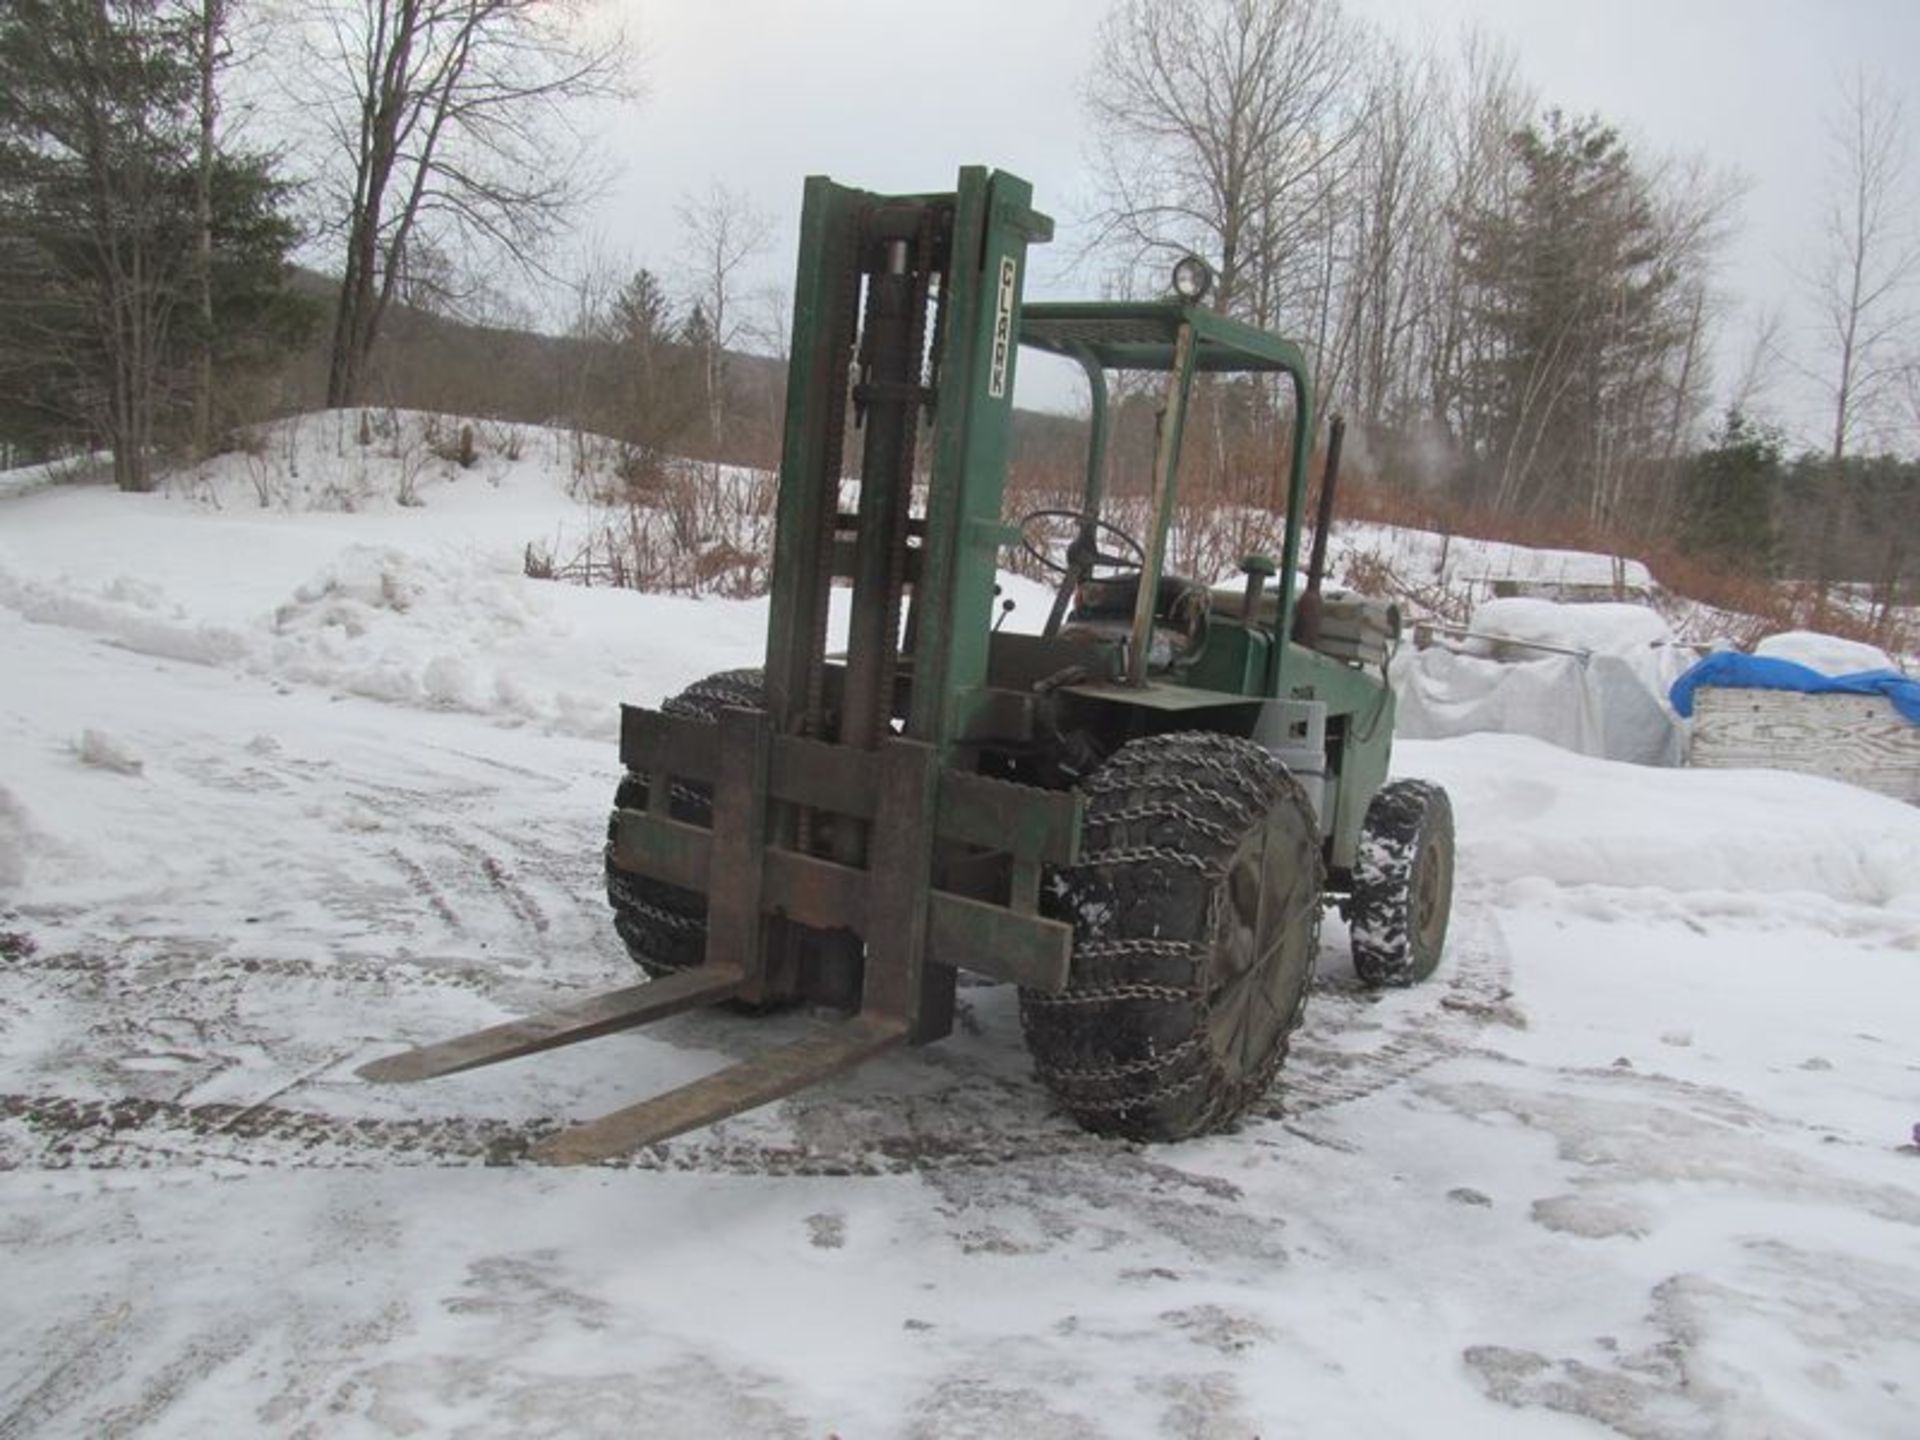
(1061, 573, 1211, 672)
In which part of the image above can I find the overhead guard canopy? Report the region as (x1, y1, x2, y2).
(1018, 301, 1313, 379)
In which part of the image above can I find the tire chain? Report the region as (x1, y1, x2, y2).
(605, 884, 704, 938)
(1031, 1035, 1204, 1084)
(1042, 1062, 1212, 1116)
(1019, 979, 1195, 1009)
(1022, 732, 1323, 1138)
(1085, 802, 1240, 851)
(658, 669, 764, 814)
(1080, 844, 1222, 878)
(1081, 762, 1267, 818)
(1273, 893, 1511, 1118)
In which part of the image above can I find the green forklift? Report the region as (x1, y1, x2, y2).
(361, 167, 1455, 1162)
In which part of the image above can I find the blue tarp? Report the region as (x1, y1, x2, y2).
(1669, 652, 1920, 726)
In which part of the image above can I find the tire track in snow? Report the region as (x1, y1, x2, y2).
(2, 869, 1508, 1173)
(1273, 891, 1516, 1119)
(0, 1090, 1093, 1175)
(4, 946, 502, 995)
(0, 903, 1511, 1174)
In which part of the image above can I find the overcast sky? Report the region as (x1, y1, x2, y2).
(578, 0, 1920, 445)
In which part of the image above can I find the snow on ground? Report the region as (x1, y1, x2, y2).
(0, 415, 802, 742)
(0, 452, 110, 500)
(3, 421, 1918, 1437)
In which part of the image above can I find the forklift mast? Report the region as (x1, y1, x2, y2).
(764, 168, 1052, 755)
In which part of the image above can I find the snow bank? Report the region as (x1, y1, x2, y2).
(0, 453, 109, 498)
(0, 566, 252, 667)
(254, 544, 786, 737)
(0, 420, 800, 739)
(1754, 629, 1897, 676)
(269, 545, 544, 713)
(1327, 521, 1654, 598)
(1401, 732, 1920, 911)
(0, 535, 798, 744)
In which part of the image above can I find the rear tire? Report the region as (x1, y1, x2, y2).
(605, 668, 764, 978)
(1021, 733, 1323, 1141)
(1349, 779, 1454, 987)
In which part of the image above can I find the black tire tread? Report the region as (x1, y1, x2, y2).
(1349, 778, 1454, 988)
(605, 668, 764, 977)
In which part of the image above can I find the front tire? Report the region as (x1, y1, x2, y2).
(1349, 779, 1455, 987)
(1021, 733, 1323, 1141)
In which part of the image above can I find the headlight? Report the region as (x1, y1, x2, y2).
(1171, 254, 1214, 304)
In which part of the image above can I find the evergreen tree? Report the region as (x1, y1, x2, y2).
(609, 268, 698, 478)
(1678, 410, 1781, 575)
(0, 0, 306, 486)
(609, 268, 674, 351)
(679, 302, 714, 354)
(1457, 112, 1681, 522)
(677, 302, 718, 453)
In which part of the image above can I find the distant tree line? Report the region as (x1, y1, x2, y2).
(1082, 0, 1918, 597)
(0, 0, 1910, 617)
(543, 181, 790, 484)
(1681, 409, 1919, 615)
(0, 0, 629, 491)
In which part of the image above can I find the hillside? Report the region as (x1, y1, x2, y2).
(271, 268, 1089, 473)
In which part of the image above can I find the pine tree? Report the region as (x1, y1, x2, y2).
(609, 268, 674, 350)
(1457, 112, 1680, 522)
(0, 0, 307, 484)
(610, 268, 699, 480)
(1678, 410, 1781, 575)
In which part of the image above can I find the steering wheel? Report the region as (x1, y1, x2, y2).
(1017, 508, 1147, 640)
(1017, 508, 1146, 577)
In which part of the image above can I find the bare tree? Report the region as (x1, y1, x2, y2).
(189, 0, 227, 458)
(1805, 70, 1919, 605)
(1422, 31, 1531, 464)
(676, 181, 773, 448)
(296, 0, 632, 407)
(1084, 0, 1369, 327)
(1607, 151, 1743, 536)
(1903, 357, 1920, 446)
(742, 281, 791, 366)
(1338, 38, 1442, 429)
(1727, 307, 1783, 419)
(1082, 0, 1371, 507)
(551, 238, 625, 448)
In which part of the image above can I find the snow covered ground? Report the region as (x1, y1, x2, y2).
(3, 418, 1918, 1437)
